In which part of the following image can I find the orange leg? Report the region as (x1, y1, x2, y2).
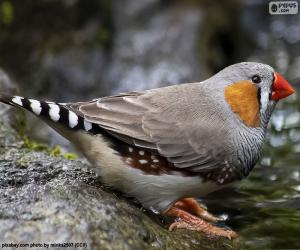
(165, 206, 237, 239)
(173, 198, 223, 222)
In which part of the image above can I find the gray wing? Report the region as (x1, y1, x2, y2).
(64, 84, 229, 172)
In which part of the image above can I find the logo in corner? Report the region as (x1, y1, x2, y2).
(269, 1, 298, 15)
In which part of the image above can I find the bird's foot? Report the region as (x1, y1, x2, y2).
(174, 198, 224, 223)
(166, 206, 237, 240)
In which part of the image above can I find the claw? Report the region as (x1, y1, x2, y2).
(166, 206, 238, 239)
(169, 218, 237, 239)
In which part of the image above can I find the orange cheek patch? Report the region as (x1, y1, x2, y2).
(225, 80, 260, 127)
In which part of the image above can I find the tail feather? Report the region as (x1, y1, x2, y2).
(0, 93, 17, 105)
(0, 93, 102, 134)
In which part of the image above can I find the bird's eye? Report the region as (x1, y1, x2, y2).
(251, 75, 261, 84)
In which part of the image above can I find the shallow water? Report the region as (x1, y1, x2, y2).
(206, 95, 300, 249)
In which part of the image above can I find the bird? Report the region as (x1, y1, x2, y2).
(0, 62, 295, 239)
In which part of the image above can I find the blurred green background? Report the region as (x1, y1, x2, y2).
(0, 0, 299, 248)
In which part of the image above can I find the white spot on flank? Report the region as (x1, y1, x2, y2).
(12, 96, 23, 106)
(150, 155, 156, 160)
(219, 178, 224, 184)
(48, 104, 60, 122)
(126, 158, 133, 164)
(68, 111, 78, 128)
(139, 150, 145, 156)
(128, 147, 133, 152)
(84, 120, 92, 131)
(150, 165, 157, 169)
(29, 99, 42, 115)
(139, 159, 148, 164)
(153, 159, 159, 163)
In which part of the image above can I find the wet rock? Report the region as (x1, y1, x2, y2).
(0, 71, 239, 250)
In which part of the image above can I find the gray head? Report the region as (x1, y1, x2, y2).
(209, 62, 294, 129)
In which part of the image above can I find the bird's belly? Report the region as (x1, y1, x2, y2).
(123, 172, 225, 212)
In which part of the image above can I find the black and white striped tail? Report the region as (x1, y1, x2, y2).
(0, 94, 102, 134)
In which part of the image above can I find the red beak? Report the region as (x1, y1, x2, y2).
(271, 72, 295, 101)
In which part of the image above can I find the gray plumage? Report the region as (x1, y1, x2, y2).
(64, 62, 275, 176)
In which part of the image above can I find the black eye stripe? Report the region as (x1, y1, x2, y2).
(257, 87, 261, 108)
